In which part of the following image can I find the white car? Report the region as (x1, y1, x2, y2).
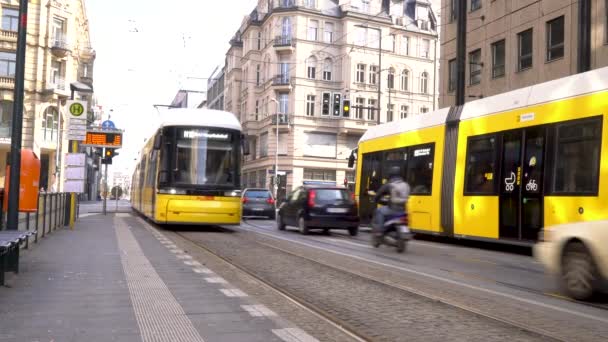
(534, 220, 608, 300)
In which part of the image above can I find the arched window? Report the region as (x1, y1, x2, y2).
(420, 72, 429, 94)
(0, 100, 13, 137)
(400, 70, 409, 91)
(42, 106, 58, 141)
(387, 67, 395, 89)
(322, 58, 332, 81)
(306, 56, 317, 79)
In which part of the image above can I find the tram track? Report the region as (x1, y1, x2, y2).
(169, 219, 574, 342)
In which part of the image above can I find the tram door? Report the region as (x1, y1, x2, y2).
(499, 127, 545, 241)
(359, 152, 382, 224)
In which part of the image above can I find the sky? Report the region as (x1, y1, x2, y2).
(86, 0, 441, 178)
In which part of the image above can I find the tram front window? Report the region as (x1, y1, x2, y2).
(170, 128, 237, 187)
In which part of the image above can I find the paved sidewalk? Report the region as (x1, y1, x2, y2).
(0, 213, 313, 342)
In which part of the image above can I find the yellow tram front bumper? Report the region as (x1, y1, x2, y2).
(156, 194, 241, 225)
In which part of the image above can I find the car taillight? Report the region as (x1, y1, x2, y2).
(400, 215, 408, 225)
(351, 192, 358, 207)
(267, 198, 275, 205)
(242, 197, 248, 203)
(308, 190, 316, 207)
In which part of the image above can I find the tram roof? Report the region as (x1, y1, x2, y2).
(360, 66, 608, 144)
(158, 108, 242, 131)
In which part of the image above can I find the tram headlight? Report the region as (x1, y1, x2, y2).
(224, 190, 241, 197)
(158, 188, 187, 195)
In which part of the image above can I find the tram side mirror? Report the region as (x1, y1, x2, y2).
(242, 135, 250, 156)
(153, 133, 162, 150)
(348, 153, 355, 168)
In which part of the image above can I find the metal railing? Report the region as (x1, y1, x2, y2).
(273, 74, 291, 85)
(0, 192, 73, 248)
(273, 36, 294, 47)
(51, 39, 70, 50)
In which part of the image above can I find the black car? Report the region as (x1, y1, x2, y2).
(277, 186, 359, 236)
(242, 188, 276, 219)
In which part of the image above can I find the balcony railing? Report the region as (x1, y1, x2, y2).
(0, 76, 15, 89)
(273, 74, 291, 86)
(0, 30, 17, 40)
(274, 0, 296, 9)
(273, 36, 293, 47)
(271, 113, 292, 125)
(51, 38, 71, 57)
(48, 77, 66, 91)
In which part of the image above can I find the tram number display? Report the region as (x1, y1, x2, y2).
(82, 131, 123, 148)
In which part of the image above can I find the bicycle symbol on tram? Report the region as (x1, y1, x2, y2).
(526, 179, 538, 191)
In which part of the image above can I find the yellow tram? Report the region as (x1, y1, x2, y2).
(355, 67, 608, 243)
(131, 109, 245, 225)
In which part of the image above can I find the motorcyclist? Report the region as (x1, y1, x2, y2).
(372, 166, 410, 236)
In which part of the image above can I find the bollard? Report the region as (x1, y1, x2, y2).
(35, 194, 39, 243)
(25, 212, 30, 249)
(54, 194, 58, 230)
(42, 194, 47, 237)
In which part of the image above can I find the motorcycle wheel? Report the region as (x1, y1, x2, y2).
(396, 235, 406, 253)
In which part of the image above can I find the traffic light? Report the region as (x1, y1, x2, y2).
(333, 93, 341, 116)
(342, 99, 350, 117)
(322, 92, 331, 115)
(102, 148, 118, 165)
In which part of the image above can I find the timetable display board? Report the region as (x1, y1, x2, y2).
(81, 131, 123, 148)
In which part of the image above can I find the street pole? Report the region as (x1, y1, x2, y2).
(6, 0, 29, 230)
(455, 0, 467, 106)
(270, 99, 279, 200)
(103, 163, 108, 215)
(377, 30, 382, 124)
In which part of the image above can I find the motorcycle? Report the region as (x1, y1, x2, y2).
(369, 193, 413, 253)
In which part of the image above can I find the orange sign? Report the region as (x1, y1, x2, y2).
(81, 131, 123, 148)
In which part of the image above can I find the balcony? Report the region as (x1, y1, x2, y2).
(273, 36, 294, 52)
(272, 0, 297, 10)
(272, 74, 292, 91)
(271, 113, 292, 132)
(0, 30, 17, 43)
(0, 76, 15, 90)
(51, 39, 71, 58)
(80, 46, 96, 59)
(44, 77, 68, 96)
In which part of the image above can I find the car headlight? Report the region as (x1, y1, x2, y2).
(224, 190, 241, 197)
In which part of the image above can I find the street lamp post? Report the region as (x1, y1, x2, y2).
(355, 24, 382, 124)
(270, 98, 279, 200)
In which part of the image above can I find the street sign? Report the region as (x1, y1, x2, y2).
(81, 130, 123, 148)
(101, 120, 116, 130)
(66, 100, 88, 141)
(63, 153, 86, 193)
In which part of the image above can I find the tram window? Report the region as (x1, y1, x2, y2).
(362, 152, 383, 192)
(464, 136, 498, 195)
(552, 119, 602, 194)
(407, 144, 434, 195)
(383, 148, 408, 181)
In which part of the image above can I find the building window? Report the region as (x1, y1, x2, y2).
(420, 39, 430, 59)
(386, 104, 394, 122)
(308, 20, 318, 41)
(518, 29, 533, 71)
(450, 0, 458, 22)
(355, 27, 366, 46)
(281, 17, 292, 38)
(306, 95, 316, 116)
(0, 51, 16, 77)
(470, 0, 481, 11)
(278, 133, 288, 155)
(387, 68, 395, 89)
(51, 60, 65, 88)
(369, 65, 378, 85)
(52, 17, 65, 45)
(255, 100, 259, 120)
(42, 106, 59, 141)
(389, 34, 396, 52)
(368, 28, 380, 49)
(258, 170, 266, 189)
(307, 56, 317, 79)
(355, 97, 365, 119)
(400, 105, 408, 119)
(464, 135, 498, 195)
(361, 0, 370, 13)
(356, 64, 365, 83)
(324, 22, 334, 43)
(260, 133, 268, 157)
(547, 16, 565, 61)
(304, 0, 316, 8)
(420, 72, 429, 94)
(401, 36, 409, 55)
(491, 40, 505, 78)
(2, 8, 18, 32)
(303, 169, 336, 182)
(469, 49, 482, 85)
(256, 64, 261, 85)
(0, 100, 13, 137)
(448, 59, 457, 92)
(367, 99, 376, 121)
(257, 32, 262, 50)
(420, 107, 429, 114)
(279, 93, 289, 113)
(400, 70, 409, 91)
(322, 58, 332, 81)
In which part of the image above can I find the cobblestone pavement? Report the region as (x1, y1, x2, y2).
(176, 228, 552, 342)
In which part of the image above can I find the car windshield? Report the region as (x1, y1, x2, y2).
(245, 190, 271, 198)
(314, 189, 350, 204)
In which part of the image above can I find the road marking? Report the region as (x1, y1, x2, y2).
(326, 238, 372, 249)
(220, 289, 248, 297)
(184, 260, 203, 267)
(242, 304, 277, 317)
(239, 226, 608, 324)
(192, 267, 214, 274)
(545, 292, 572, 301)
(79, 213, 99, 218)
(176, 254, 193, 260)
(205, 277, 227, 284)
(169, 249, 184, 254)
(273, 328, 319, 342)
(114, 218, 205, 342)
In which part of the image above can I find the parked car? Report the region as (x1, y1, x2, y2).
(277, 186, 359, 236)
(534, 221, 608, 300)
(241, 188, 276, 219)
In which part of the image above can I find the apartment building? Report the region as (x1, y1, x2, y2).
(222, 0, 438, 201)
(440, 0, 608, 107)
(0, 0, 95, 192)
(205, 66, 225, 110)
